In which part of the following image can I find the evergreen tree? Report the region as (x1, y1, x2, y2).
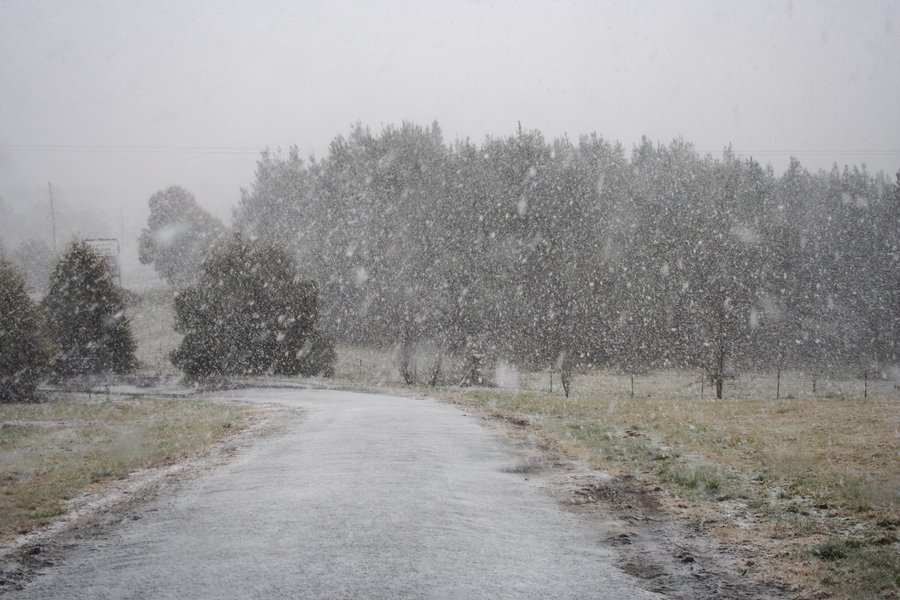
(171, 235, 334, 377)
(0, 257, 51, 401)
(44, 241, 137, 376)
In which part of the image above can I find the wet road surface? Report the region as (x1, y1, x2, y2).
(10, 388, 660, 599)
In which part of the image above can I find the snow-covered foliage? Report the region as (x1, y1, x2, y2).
(0, 257, 51, 401)
(43, 241, 137, 376)
(139, 186, 226, 288)
(171, 234, 334, 377)
(230, 123, 898, 395)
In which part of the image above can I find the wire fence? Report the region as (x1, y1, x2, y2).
(334, 345, 900, 401)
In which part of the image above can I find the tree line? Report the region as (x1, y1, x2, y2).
(223, 122, 897, 396)
(1, 235, 334, 402)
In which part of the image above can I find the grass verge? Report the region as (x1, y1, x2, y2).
(429, 386, 899, 599)
(0, 395, 250, 542)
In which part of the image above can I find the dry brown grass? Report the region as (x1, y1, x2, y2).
(427, 377, 899, 599)
(0, 396, 250, 542)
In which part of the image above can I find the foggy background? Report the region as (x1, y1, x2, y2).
(1, 0, 898, 287)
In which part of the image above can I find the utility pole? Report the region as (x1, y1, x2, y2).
(120, 204, 126, 287)
(48, 182, 57, 251)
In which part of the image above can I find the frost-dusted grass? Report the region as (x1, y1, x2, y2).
(334, 343, 469, 387)
(334, 344, 404, 385)
(126, 287, 182, 373)
(0, 396, 249, 541)
(437, 386, 897, 504)
(429, 384, 899, 599)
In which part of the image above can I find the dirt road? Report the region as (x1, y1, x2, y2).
(7, 388, 662, 599)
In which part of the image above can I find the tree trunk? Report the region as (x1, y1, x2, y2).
(397, 337, 415, 385)
(776, 366, 781, 400)
(559, 351, 573, 398)
(429, 349, 443, 387)
(715, 341, 726, 399)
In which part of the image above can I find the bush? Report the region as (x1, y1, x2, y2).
(0, 258, 51, 401)
(171, 235, 335, 377)
(43, 241, 137, 376)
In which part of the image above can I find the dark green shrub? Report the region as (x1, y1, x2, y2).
(171, 235, 334, 377)
(0, 257, 51, 401)
(43, 241, 137, 376)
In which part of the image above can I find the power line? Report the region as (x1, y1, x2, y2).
(0, 144, 330, 155)
(705, 149, 900, 156)
(2, 143, 897, 159)
(0, 144, 264, 155)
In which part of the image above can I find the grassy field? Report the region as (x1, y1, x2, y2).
(0, 396, 250, 542)
(427, 382, 899, 599)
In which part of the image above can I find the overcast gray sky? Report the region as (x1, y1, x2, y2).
(1, 0, 898, 254)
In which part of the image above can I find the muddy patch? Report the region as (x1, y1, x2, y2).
(485, 415, 788, 600)
(553, 470, 787, 599)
